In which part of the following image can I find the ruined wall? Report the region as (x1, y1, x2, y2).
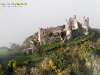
(38, 15, 89, 45)
(82, 16, 89, 35)
(71, 15, 78, 30)
(65, 19, 72, 41)
(65, 15, 79, 40)
(38, 26, 64, 45)
(22, 46, 37, 55)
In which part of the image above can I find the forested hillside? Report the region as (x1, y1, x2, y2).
(0, 27, 100, 75)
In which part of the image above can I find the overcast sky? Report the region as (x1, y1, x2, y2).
(0, 0, 100, 47)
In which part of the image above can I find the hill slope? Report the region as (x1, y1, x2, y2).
(1, 28, 100, 75)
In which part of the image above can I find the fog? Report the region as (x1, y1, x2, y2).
(0, 0, 100, 47)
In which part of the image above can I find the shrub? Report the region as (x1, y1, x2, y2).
(50, 49, 69, 70)
(78, 44, 93, 60)
(70, 63, 81, 75)
(7, 60, 17, 74)
(0, 65, 5, 75)
(96, 38, 100, 50)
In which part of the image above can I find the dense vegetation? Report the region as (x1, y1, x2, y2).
(0, 27, 100, 75)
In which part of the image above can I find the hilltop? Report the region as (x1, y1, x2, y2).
(1, 32, 100, 75)
(1, 16, 100, 75)
(23, 15, 89, 47)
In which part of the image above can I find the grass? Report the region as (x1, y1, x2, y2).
(64, 35, 91, 45)
(0, 49, 20, 58)
(38, 41, 63, 50)
(11, 54, 45, 63)
(0, 47, 45, 68)
(0, 48, 46, 68)
(38, 34, 92, 53)
(0, 54, 45, 68)
(0, 49, 8, 57)
(0, 33, 94, 68)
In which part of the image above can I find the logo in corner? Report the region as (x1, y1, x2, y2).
(0, 2, 27, 8)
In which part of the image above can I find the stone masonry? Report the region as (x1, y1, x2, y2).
(38, 15, 89, 45)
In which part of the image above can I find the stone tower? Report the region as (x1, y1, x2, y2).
(38, 28, 42, 45)
(65, 19, 73, 41)
(37, 15, 89, 45)
(82, 16, 89, 35)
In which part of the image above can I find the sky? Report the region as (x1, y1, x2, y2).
(0, 0, 100, 47)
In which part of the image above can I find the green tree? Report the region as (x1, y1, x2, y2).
(50, 49, 69, 70)
(96, 38, 100, 50)
(78, 44, 93, 60)
(0, 65, 5, 75)
(7, 60, 17, 75)
(70, 63, 82, 75)
(9, 43, 20, 50)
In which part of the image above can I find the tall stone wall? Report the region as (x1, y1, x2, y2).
(38, 15, 89, 45)
(82, 16, 89, 35)
(38, 26, 64, 45)
(65, 15, 79, 40)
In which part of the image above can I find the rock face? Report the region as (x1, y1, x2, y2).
(38, 15, 89, 45)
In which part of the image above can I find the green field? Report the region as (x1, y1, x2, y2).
(0, 48, 45, 68)
(0, 49, 8, 56)
(0, 54, 45, 67)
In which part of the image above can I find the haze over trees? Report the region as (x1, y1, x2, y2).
(0, 27, 100, 75)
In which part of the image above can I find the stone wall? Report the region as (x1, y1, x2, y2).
(22, 46, 37, 55)
(82, 16, 89, 35)
(38, 15, 89, 45)
(38, 25, 64, 45)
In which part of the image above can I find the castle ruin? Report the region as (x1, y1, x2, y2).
(38, 15, 89, 45)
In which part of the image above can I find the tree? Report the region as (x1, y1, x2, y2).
(7, 60, 17, 75)
(0, 65, 5, 75)
(50, 48, 69, 70)
(9, 43, 20, 50)
(78, 44, 93, 60)
(96, 38, 100, 50)
(22, 39, 31, 48)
